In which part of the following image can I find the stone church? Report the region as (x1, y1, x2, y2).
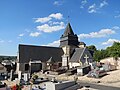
(16, 23, 93, 74)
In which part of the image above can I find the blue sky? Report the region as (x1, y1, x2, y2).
(0, 0, 120, 56)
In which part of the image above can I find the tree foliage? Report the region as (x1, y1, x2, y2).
(93, 49, 108, 61)
(88, 42, 120, 61)
(106, 42, 120, 58)
(87, 45, 97, 52)
(87, 45, 97, 57)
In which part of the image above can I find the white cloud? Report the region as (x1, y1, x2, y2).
(8, 40, 12, 43)
(0, 40, 4, 43)
(0, 40, 12, 43)
(112, 26, 120, 30)
(49, 13, 63, 20)
(29, 32, 41, 37)
(52, 22, 60, 25)
(100, 0, 108, 8)
(42, 40, 60, 47)
(102, 39, 120, 45)
(80, 0, 87, 8)
(78, 29, 115, 39)
(88, 4, 97, 13)
(88, 0, 108, 13)
(53, 1, 63, 6)
(81, 0, 87, 5)
(34, 13, 64, 33)
(54, 1, 59, 5)
(0, 39, 13, 43)
(48, 21, 63, 25)
(35, 13, 63, 23)
(19, 33, 24, 37)
(35, 17, 52, 23)
(114, 14, 120, 18)
(37, 22, 65, 33)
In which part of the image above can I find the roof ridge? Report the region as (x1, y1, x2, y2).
(79, 47, 86, 60)
(19, 44, 62, 49)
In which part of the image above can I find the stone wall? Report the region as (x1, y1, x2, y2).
(117, 58, 120, 69)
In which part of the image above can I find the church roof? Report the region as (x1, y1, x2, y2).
(18, 44, 64, 63)
(69, 47, 93, 63)
(63, 23, 74, 36)
(69, 48, 85, 62)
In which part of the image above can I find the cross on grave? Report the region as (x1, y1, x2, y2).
(84, 54, 89, 65)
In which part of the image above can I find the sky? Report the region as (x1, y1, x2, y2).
(0, 0, 120, 56)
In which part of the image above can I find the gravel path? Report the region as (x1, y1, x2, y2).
(56, 69, 120, 88)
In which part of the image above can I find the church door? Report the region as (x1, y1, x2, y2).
(31, 63, 42, 73)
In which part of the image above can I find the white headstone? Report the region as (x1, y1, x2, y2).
(18, 71, 22, 80)
(62, 55, 68, 67)
(24, 73, 30, 81)
(10, 70, 14, 81)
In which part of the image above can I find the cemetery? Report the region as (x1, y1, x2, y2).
(0, 55, 120, 90)
(0, 20, 120, 90)
(0, 56, 120, 90)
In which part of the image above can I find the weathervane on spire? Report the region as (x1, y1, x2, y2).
(67, 16, 70, 23)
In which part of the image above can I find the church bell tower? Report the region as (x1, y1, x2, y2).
(60, 23, 79, 68)
(60, 23, 79, 47)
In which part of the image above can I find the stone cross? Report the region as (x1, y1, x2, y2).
(84, 54, 89, 65)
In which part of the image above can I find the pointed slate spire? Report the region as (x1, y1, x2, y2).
(60, 22, 79, 47)
(63, 23, 74, 36)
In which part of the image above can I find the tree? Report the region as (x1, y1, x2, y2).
(92, 42, 120, 61)
(93, 50, 101, 61)
(87, 45, 97, 58)
(106, 42, 120, 59)
(87, 45, 97, 52)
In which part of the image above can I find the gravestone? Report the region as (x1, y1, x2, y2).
(77, 65, 91, 76)
(10, 70, 14, 81)
(46, 81, 79, 90)
(89, 62, 96, 69)
(18, 71, 22, 80)
(23, 73, 30, 81)
(62, 55, 69, 69)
